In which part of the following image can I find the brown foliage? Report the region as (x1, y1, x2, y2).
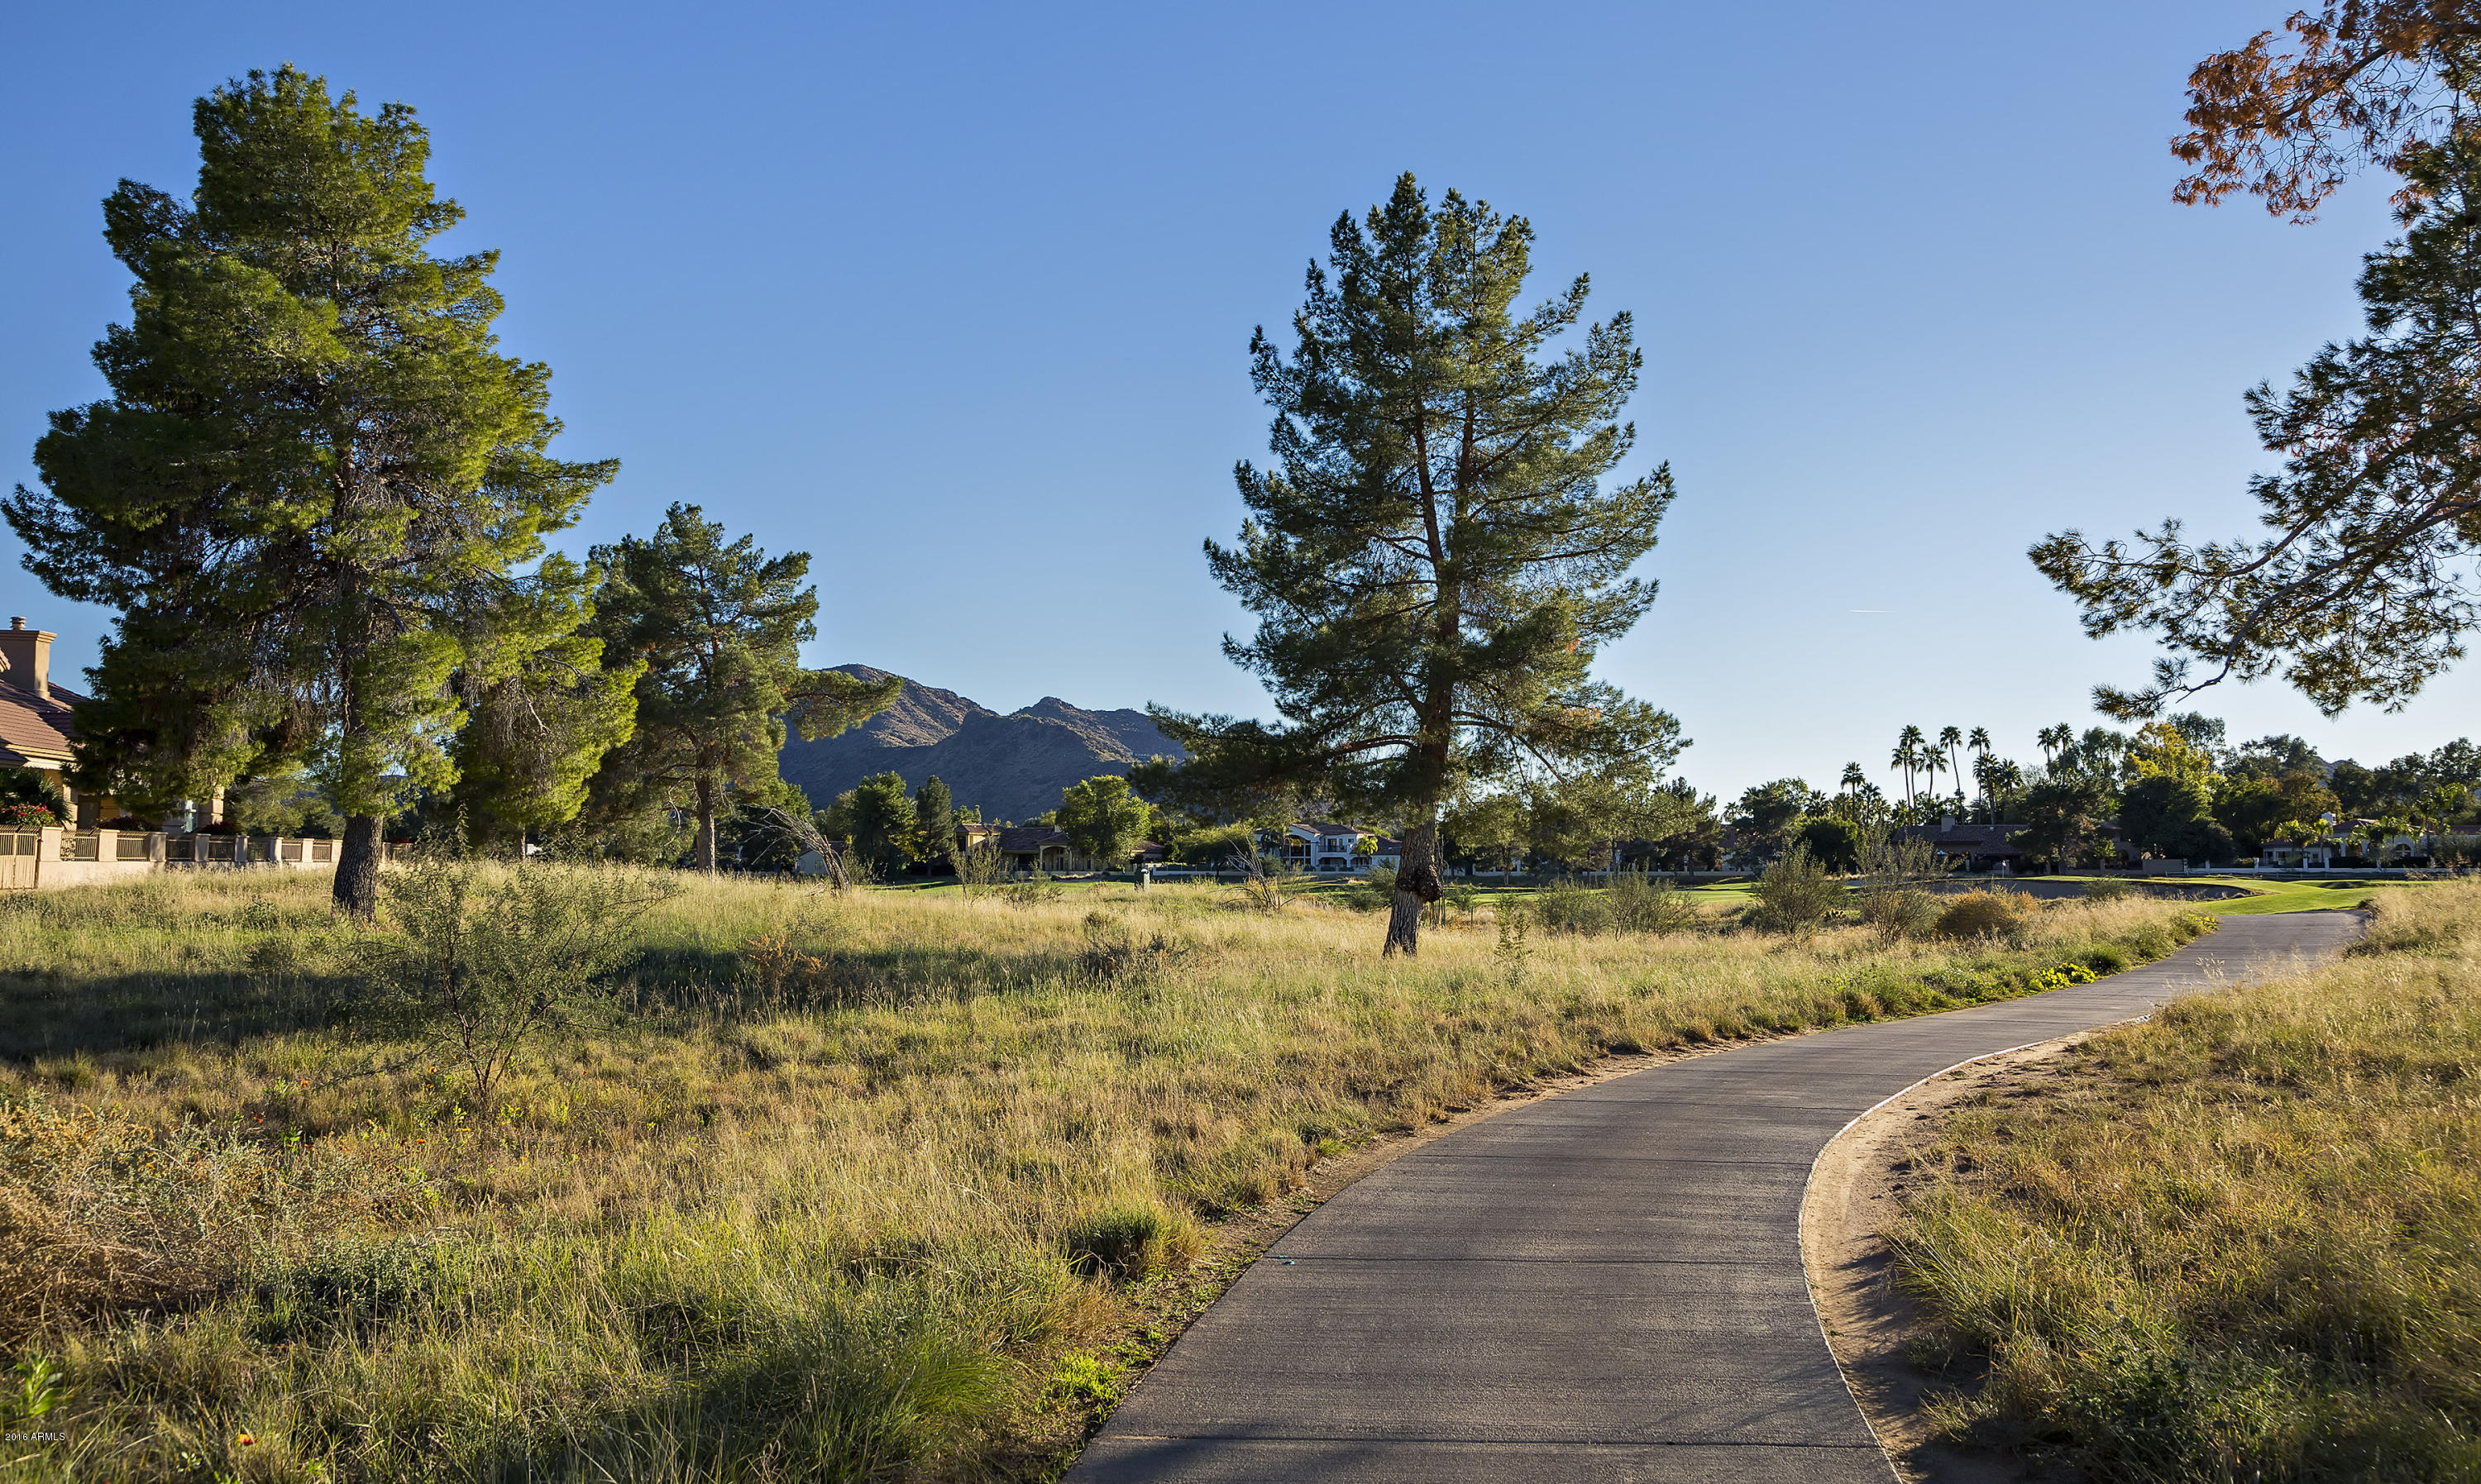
(2177, 1, 2481, 219)
(1933, 889, 2033, 940)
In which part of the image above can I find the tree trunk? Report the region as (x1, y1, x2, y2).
(695, 776, 719, 873)
(1384, 817, 1444, 956)
(333, 814, 385, 919)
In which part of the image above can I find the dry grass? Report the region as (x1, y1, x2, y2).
(1893, 881, 2480, 1482)
(0, 871, 2209, 1482)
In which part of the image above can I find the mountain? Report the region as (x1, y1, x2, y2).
(777, 666, 1188, 823)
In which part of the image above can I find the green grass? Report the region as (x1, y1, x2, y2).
(1891, 880, 2478, 1480)
(2175, 876, 2392, 916)
(0, 870, 2213, 1482)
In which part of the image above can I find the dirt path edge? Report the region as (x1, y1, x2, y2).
(1800, 1029, 2116, 1484)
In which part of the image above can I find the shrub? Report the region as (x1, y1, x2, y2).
(1609, 871, 1701, 934)
(2076, 943, 2131, 976)
(1076, 911, 1186, 982)
(364, 856, 677, 1115)
(1059, 1200, 1201, 1282)
(1535, 878, 1614, 934)
(1747, 844, 1844, 933)
(1858, 887, 1939, 942)
(1934, 889, 2031, 940)
(1339, 866, 1397, 913)
(2081, 876, 2134, 902)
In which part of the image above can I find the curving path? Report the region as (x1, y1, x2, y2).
(1072, 911, 2361, 1483)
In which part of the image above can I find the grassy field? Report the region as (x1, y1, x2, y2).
(0, 868, 2214, 1482)
(1891, 880, 2479, 1481)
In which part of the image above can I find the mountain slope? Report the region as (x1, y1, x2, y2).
(777, 666, 1186, 823)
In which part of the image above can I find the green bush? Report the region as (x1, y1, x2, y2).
(1747, 845, 1844, 933)
(1339, 866, 1397, 913)
(2074, 943, 2132, 976)
(1609, 871, 1700, 934)
(1535, 878, 1614, 934)
(2081, 876, 2134, 902)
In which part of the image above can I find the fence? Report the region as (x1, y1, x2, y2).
(0, 828, 357, 890)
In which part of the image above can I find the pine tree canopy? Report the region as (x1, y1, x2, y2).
(1139, 174, 1681, 951)
(3, 65, 624, 913)
(586, 503, 897, 872)
(2035, 136, 2481, 718)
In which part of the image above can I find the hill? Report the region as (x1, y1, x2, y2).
(777, 666, 1187, 822)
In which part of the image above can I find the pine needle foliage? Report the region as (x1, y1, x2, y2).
(1140, 174, 1681, 955)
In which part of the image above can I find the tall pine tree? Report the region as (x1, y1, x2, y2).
(586, 504, 896, 871)
(6, 66, 625, 914)
(1139, 175, 1681, 952)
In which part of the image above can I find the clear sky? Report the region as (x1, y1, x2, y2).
(2, 2, 2462, 802)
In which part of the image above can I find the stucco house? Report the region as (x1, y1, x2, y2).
(1266, 823, 1402, 874)
(0, 618, 94, 821)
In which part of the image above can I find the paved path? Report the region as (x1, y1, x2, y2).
(1073, 912, 2361, 1483)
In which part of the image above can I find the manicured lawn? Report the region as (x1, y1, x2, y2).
(2181, 876, 2389, 916)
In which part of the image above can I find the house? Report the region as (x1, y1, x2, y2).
(2260, 841, 2335, 869)
(1267, 823, 1401, 875)
(0, 616, 222, 832)
(1892, 819, 2024, 871)
(985, 825, 1160, 874)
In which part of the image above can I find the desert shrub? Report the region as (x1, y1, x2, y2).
(1934, 889, 2031, 940)
(1535, 878, 1614, 934)
(1075, 911, 1187, 982)
(1003, 868, 1064, 905)
(1609, 871, 1700, 934)
(1747, 844, 1844, 933)
(2080, 876, 2134, 902)
(1339, 866, 1397, 913)
(1857, 886, 1939, 942)
(1059, 1200, 1201, 1282)
(364, 856, 677, 1114)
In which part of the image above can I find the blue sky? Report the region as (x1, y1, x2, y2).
(1, 2, 2460, 801)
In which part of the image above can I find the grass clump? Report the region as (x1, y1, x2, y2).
(0, 866, 2216, 1479)
(1892, 881, 2478, 1481)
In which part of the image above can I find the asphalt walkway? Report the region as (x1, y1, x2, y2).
(1071, 911, 2362, 1483)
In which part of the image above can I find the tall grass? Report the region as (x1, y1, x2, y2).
(1893, 882, 2478, 1482)
(0, 871, 2207, 1481)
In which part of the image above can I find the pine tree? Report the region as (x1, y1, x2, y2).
(1138, 175, 1680, 952)
(586, 504, 896, 872)
(913, 775, 956, 872)
(5, 66, 622, 915)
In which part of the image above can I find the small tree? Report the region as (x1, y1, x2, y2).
(587, 505, 896, 871)
(844, 772, 917, 875)
(914, 775, 958, 874)
(1445, 792, 1527, 883)
(1059, 775, 1150, 868)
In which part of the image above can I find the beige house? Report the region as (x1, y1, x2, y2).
(0, 617, 328, 891)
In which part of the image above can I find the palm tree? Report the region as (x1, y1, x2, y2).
(1894, 726, 1928, 807)
(1920, 747, 1950, 814)
(2038, 723, 2072, 772)
(1967, 726, 1994, 809)
(1938, 727, 1964, 804)
(1840, 761, 1867, 794)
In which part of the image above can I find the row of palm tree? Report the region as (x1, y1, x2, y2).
(1884, 725, 1996, 810)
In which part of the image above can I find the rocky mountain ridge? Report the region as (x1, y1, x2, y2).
(777, 666, 1186, 823)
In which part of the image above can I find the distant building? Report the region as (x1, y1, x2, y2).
(0, 618, 227, 831)
(1266, 823, 1401, 874)
(1891, 819, 2024, 871)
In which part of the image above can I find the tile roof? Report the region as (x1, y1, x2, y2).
(0, 681, 83, 764)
